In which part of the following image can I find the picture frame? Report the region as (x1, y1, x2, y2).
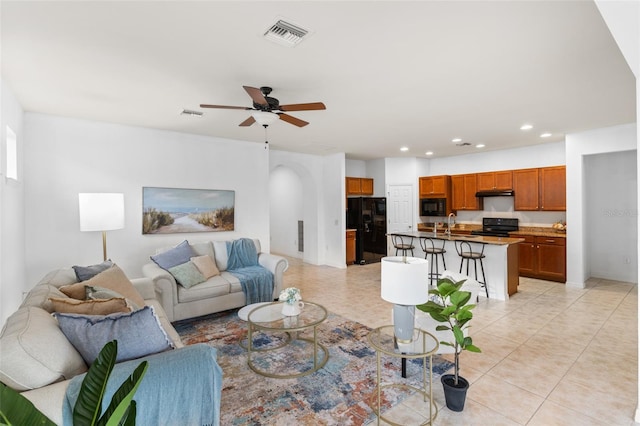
(142, 187, 235, 234)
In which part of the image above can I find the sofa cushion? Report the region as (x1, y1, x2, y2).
(176, 275, 231, 303)
(168, 261, 206, 289)
(60, 265, 146, 308)
(55, 306, 174, 365)
(49, 297, 131, 315)
(72, 260, 113, 282)
(151, 240, 194, 270)
(191, 255, 220, 279)
(212, 241, 229, 271)
(36, 268, 79, 288)
(0, 307, 87, 391)
(190, 241, 215, 259)
(21, 284, 68, 313)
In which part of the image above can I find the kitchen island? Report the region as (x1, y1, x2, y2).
(389, 231, 524, 300)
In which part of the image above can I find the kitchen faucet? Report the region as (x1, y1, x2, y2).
(446, 213, 456, 235)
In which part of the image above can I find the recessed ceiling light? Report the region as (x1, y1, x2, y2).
(425, 151, 433, 156)
(540, 133, 552, 138)
(520, 124, 533, 130)
(476, 144, 485, 148)
(400, 147, 409, 152)
(452, 138, 462, 143)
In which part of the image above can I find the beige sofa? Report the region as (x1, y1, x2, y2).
(0, 268, 185, 425)
(142, 238, 288, 322)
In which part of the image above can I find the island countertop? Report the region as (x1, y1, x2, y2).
(389, 231, 524, 246)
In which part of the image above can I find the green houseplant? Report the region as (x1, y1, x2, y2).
(0, 340, 148, 425)
(416, 277, 481, 411)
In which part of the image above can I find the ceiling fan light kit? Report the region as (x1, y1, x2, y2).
(200, 85, 325, 128)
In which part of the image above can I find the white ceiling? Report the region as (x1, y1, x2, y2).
(1, 1, 636, 161)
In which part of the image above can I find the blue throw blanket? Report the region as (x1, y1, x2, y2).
(226, 238, 274, 304)
(63, 344, 222, 426)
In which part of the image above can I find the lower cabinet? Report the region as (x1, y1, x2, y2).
(519, 235, 566, 282)
(346, 230, 356, 265)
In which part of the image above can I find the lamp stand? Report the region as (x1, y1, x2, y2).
(102, 231, 108, 261)
(392, 304, 415, 344)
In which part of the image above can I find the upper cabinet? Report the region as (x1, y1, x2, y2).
(346, 177, 374, 196)
(419, 175, 451, 198)
(513, 166, 565, 211)
(539, 166, 566, 211)
(451, 174, 483, 211)
(476, 170, 513, 191)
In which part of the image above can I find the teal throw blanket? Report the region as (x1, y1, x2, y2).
(226, 238, 274, 304)
(63, 344, 222, 426)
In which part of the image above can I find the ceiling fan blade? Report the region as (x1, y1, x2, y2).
(239, 116, 256, 127)
(200, 104, 251, 110)
(278, 113, 309, 127)
(279, 102, 326, 112)
(243, 86, 268, 107)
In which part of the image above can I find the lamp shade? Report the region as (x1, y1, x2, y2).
(251, 111, 280, 126)
(79, 193, 125, 231)
(381, 256, 429, 305)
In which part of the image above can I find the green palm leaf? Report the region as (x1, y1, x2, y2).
(99, 361, 148, 426)
(73, 340, 118, 426)
(0, 382, 56, 426)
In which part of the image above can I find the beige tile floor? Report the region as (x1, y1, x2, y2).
(282, 256, 638, 425)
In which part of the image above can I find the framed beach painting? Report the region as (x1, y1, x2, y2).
(142, 187, 235, 234)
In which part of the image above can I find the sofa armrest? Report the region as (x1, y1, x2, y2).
(131, 277, 156, 300)
(258, 253, 289, 299)
(141, 263, 178, 322)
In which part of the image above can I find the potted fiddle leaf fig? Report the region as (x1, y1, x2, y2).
(416, 277, 481, 412)
(0, 340, 147, 425)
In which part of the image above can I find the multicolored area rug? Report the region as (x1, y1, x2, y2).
(173, 309, 453, 425)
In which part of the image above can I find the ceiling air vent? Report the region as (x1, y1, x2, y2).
(264, 19, 310, 47)
(180, 109, 203, 117)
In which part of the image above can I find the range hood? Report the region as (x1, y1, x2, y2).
(475, 190, 515, 197)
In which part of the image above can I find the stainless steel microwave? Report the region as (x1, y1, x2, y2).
(420, 198, 447, 216)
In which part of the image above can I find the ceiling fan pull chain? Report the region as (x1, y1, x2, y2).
(264, 124, 269, 149)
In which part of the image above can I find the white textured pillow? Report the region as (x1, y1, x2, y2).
(0, 307, 87, 391)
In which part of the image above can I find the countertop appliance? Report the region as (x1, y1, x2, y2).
(347, 197, 387, 264)
(471, 217, 519, 237)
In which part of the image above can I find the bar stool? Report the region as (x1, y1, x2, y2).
(392, 234, 415, 257)
(454, 240, 488, 298)
(419, 237, 446, 287)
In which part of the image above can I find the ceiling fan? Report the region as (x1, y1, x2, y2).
(200, 86, 326, 128)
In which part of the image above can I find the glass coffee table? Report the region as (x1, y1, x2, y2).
(368, 326, 439, 425)
(246, 301, 329, 378)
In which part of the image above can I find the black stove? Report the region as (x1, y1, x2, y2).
(471, 217, 519, 237)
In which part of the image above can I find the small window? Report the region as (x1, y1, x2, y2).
(6, 126, 17, 180)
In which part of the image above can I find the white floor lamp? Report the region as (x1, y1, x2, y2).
(78, 193, 125, 261)
(381, 256, 429, 343)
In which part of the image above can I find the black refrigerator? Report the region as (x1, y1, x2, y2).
(346, 197, 387, 264)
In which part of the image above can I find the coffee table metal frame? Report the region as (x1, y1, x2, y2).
(247, 300, 329, 378)
(368, 325, 439, 425)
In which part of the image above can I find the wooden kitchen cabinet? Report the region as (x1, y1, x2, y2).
(539, 166, 566, 211)
(477, 170, 513, 191)
(519, 235, 566, 282)
(346, 230, 356, 265)
(346, 177, 374, 196)
(451, 174, 483, 211)
(513, 166, 566, 211)
(419, 175, 450, 198)
(513, 168, 539, 210)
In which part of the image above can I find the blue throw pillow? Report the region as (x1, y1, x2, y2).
(54, 306, 174, 365)
(73, 260, 113, 281)
(150, 240, 194, 271)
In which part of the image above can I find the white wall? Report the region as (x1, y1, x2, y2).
(584, 150, 637, 282)
(23, 113, 271, 288)
(565, 123, 637, 287)
(269, 149, 345, 267)
(0, 80, 25, 325)
(269, 166, 303, 258)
